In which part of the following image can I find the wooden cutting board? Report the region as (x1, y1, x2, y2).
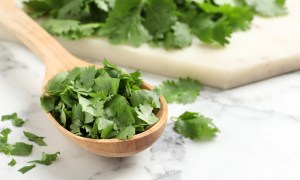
(0, 0, 299, 89)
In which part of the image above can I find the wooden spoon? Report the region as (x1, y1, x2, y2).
(0, 0, 168, 157)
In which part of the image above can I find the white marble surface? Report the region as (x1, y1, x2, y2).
(1, 40, 300, 180)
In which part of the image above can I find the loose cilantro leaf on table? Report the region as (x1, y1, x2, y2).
(10, 142, 33, 156)
(174, 112, 219, 140)
(40, 60, 160, 140)
(29, 152, 60, 166)
(1, 113, 25, 127)
(18, 164, 36, 174)
(158, 77, 202, 104)
(0, 128, 11, 143)
(24, 0, 287, 49)
(23, 131, 47, 146)
(8, 158, 16, 167)
(0, 141, 33, 156)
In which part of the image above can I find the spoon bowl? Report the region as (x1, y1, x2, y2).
(0, 0, 168, 157)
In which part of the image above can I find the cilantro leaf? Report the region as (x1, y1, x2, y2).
(117, 126, 135, 140)
(174, 112, 219, 140)
(57, 0, 85, 18)
(1, 113, 26, 127)
(93, 77, 120, 94)
(106, 95, 135, 127)
(134, 104, 158, 125)
(143, 0, 177, 38)
(159, 77, 202, 104)
(18, 164, 36, 174)
(45, 71, 69, 95)
(23, 131, 47, 146)
(8, 158, 16, 167)
(170, 22, 193, 49)
(97, 118, 115, 138)
(23, 0, 59, 18)
(130, 89, 160, 108)
(10, 142, 33, 156)
(42, 19, 102, 40)
(40, 95, 56, 112)
(0, 128, 11, 143)
(78, 95, 105, 117)
(29, 152, 60, 166)
(99, 0, 150, 47)
(94, 0, 113, 12)
(244, 0, 287, 17)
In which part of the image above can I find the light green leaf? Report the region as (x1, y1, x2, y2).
(134, 104, 158, 125)
(23, 131, 47, 146)
(159, 77, 202, 104)
(1, 113, 25, 127)
(29, 152, 60, 165)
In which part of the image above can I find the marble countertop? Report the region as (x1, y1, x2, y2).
(1, 40, 300, 180)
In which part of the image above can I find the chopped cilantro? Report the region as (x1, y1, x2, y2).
(1, 113, 25, 127)
(18, 164, 36, 174)
(23, 131, 47, 146)
(174, 112, 219, 140)
(29, 152, 60, 166)
(10, 142, 33, 156)
(8, 158, 16, 167)
(23, 0, 287, 49)
(40, 60, 160, 140)
(0, 128, 11, 143)
(158, 77, 202, 104)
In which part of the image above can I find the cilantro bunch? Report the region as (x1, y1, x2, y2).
(40, 60, 161, 140)
(24, 0, 286, 49)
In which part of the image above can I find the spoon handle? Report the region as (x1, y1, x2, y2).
(0, 0, 83, 78)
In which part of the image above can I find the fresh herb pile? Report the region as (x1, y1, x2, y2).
(23, 0, 287, 49)
(40, 60, 161, 140)
(0, 113, 60, 174)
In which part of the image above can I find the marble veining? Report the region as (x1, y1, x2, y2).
(1, 40, 300, 180)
